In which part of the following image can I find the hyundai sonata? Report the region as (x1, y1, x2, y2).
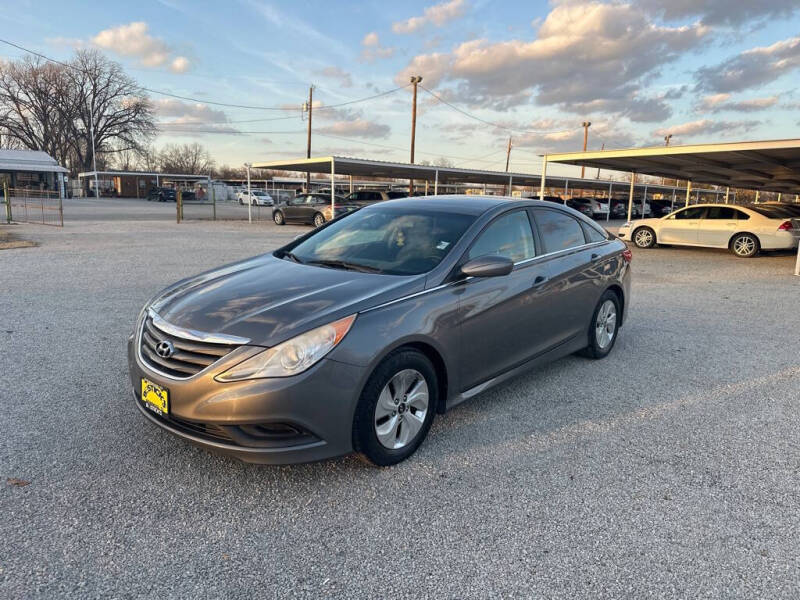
(128, 196, 631, 465)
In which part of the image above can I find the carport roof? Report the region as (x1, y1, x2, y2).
(77, 170, 210, 180)
(544, 139, 800, 195)
(251, 156, 700, 195)
(0, 149, 68, 173)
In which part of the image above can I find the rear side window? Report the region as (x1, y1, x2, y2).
(468, 210, 536, 263)
(533, 209, 586, 253)
(706, 207, 739, 219)
(581, 221, 608, 243)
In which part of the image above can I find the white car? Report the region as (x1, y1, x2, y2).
(237, 190, 274, 206)
(618, 203, 800, 257)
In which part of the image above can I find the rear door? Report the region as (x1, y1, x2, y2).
(456, 209, 551, 390)
(658, 206, 707, 244)
(698, 206, 743, 247)
(530, 207, 599, 345)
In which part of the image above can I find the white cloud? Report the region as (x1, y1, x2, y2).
(396, 1, 708, 119)
(360, 32, 396, 62)
(698, 94, 779, 112)
(170, 56, 190, 74)
(318, 119, 391, 138)
(636, 0, 798, 26)
(695, 36, 800, 93)
(316, 66, 353, 87)
(154, 98, 239, 134)
(393, 0, 468, 34)
(652, 119, 760, 139)
(91, 22, 191, 72)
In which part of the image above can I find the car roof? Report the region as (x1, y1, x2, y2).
(372, 194, 521, 216)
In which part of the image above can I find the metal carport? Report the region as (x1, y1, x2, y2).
(252, 156, 707, 221)
(541, 138, 800, 274)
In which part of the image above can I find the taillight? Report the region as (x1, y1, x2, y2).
(622, 248, 632, 263)
(778, 220, 793, 231)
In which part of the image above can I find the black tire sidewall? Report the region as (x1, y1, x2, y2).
(585, 290, 621, 359)
(353, 349, 438, 466)
(273, 211, 284, 225)
(314, 213, 325, 227)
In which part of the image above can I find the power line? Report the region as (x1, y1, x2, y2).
(420, 84, 580, 136)
(0, 38, 408, 111)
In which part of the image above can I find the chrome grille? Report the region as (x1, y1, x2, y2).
(139, 314, 239, 379)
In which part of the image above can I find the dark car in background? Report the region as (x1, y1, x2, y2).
(272, 192, 356, 227)
(129, 195, 631, 466)
(147, 187, 195, 202)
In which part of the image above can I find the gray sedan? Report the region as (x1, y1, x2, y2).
(128, 196, 631, 466)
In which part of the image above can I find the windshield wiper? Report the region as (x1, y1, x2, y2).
(281, 251, 304, 264)
(305, 259, 383, 274)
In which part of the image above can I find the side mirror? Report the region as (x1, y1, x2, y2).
(460, 255, 514, 278)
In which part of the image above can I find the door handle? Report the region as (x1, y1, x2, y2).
(532, 275, 548, 287)
(591, 253, 600, 260)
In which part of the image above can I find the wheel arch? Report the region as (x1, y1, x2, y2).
(605, 284, 625, 327)
(728, 231, 760, 249)
(374, 341, 450, 415)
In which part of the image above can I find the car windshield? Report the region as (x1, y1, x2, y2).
(746, 205, 796, 218)
(283, 206, 476, 275)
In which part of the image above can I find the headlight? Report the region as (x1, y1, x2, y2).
(215, 314, 356, 381)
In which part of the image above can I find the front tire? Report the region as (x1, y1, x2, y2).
(313, 212, 326, 228)
(353, 349, 437, 466)
(730, 233, 759, 258)
(633, 227, 656, 248)
(273, 211, 285, 225)
(579, 290, 621, 359)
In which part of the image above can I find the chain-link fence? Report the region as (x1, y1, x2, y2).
(3, 186, 63, 226)
(178, 185, 297, 222)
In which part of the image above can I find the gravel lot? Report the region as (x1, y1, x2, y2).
(2, 197, 800, 599)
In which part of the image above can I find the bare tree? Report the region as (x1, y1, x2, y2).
(0, 56, 76, 164)
(159, 142, 215, 174)
(68, 50, 155, 172)
(0, 50, 155, 174)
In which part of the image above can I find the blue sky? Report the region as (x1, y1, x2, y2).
(2, 0, 800, 176)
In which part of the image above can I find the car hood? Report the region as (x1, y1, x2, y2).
(149, 254, 422, 346)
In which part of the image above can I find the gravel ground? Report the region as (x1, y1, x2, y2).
(2, 198, 800, 599)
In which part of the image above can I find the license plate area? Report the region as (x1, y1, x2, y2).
(141, 378, 169, 415)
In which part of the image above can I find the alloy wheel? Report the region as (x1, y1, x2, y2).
(733, 236, 756, 257)
(374, 369, 429, 450)
(634, 228, 653, 247)
(595, 299, 617, 349)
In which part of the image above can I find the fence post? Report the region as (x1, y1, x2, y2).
(177, 190, 182, 224)
(58, 193, 64, 227)
(212, 185, 216, 221)
(3, 181, 10, 224)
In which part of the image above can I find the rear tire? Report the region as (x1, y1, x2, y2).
(632, 226, 656, 248)
(730, 233, 759, 258)
(353, 349, 437, 466)
(313, 212, 326, 228)
(578, 290, 621, 359)
(273, 211, 285, 225)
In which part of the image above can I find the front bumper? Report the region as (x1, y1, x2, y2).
(127, 336, 367, 464)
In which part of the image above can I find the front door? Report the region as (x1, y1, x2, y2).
(456, 209, 551, 390)
(658, 206, 707, 244)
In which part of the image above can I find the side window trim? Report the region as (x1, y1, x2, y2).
(529, 207, 588, 254)
(460, 208, 537, 268)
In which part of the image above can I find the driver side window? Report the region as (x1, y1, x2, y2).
(674, 207, 707, 219)
(468, 210, 536, 263)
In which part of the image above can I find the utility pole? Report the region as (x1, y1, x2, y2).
(409, 75, 422, 194)
(580, 122, 591, 179)
(303, 85, 314, 192)
(663, 134, 673, 186)
(595, 143, 604, 179)
(90, 96, 99, 198)
(505, 136, 513, 172)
